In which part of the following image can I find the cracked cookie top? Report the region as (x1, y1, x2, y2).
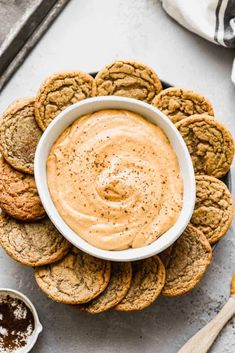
(0, 154, 45, 221)
(35, 71, 95, 130)
(0, 213, 71, 266)
(94, 60, 162, 103)
(35, 248, 111, 304)
(115, 256, 165, 311)
(0, 98, 42, 174)
(191, 175, 234, 244)
(176, 115, 234, 178)
(80, 262, 132, 314)
(162, 224, 212, 296)
(152, 87, 214, 123)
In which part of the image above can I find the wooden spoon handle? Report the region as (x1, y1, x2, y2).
(177, 297, 235, 353)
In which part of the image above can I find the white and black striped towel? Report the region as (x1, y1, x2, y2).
(161, 0, 235, 82)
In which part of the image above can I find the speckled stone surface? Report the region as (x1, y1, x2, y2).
(0, 0, 235, 352)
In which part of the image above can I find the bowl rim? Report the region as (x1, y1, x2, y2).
(0, 288, 43, 353)
(34, 96, 196, 261)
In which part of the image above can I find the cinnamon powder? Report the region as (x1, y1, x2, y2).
(0, 295, 35, 352)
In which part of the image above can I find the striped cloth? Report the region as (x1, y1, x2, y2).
(161, 0, 235, 82)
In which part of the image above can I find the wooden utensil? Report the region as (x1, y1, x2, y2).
(177, 275, 235, 353)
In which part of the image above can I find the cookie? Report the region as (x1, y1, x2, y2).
(95, 60, 162, 103)
(162, 224, 212, 296)
(152, 87, 214, 123)
(176, 115, 234, 178)
(191, 175, 234, 244)
(0, 98, 42, 174)
(80, 262, 132, 314)
(0, 212, 71, 266)
(35, 71, 95, 130)
(115, 256, 165, 312)
(0, 155, 45, 221)
(159, 245, 173, 268)
(35, 248, 111, 304)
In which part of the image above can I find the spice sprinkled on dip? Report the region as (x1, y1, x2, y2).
(47, 110, 183, 250)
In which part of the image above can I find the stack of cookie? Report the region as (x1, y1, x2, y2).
(151, 87, 234, 245)
(0, 98, 71, 267)
(0, 60, 234, 313)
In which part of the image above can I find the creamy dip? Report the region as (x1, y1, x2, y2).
(47, 110, 183, 250)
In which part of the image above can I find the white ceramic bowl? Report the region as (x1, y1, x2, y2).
(35, 96, 195, 261)
(0, 288, 42, 353)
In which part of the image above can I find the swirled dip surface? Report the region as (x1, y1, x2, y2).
(47, 110, 183, 250)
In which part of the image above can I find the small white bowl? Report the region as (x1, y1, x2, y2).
(0, 288, 42, 353)
(34, 96, 195, 261)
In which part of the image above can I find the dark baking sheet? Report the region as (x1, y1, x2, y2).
(0, 0, 70, 91)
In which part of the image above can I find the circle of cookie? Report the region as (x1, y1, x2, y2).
(115, 256, 165, 312)
(0, 155, 45, 221)
(35, 248, 111, 304)
(191, 175, 234, 244)
(0, 213, 71, 266)
(94, 60, 162, 103)
(152, 87, 214, 124)
(80, 262, 132, 314)
(162, 224, 212, 296)
(35, 71, 95, 130)
(0, 98, 42, 174)
(176, 115, 234, 178)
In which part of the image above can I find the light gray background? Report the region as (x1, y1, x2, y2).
(0, 1, 235, 352)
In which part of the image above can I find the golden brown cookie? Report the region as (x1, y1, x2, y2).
(0, 98, 42, 174)
(35, 248, 111, 304)
(191, 175, 234, 244)
(152, 87, 214, 123)
(0, 212, 71, 266)
(176, 115, 234, 178)
(0, 155, 45, 221)
(80, 262, 132, 314)
(94, 60, 162, 103)
(115, 256, 165, 312)
(35, 71, 95, 130)
(162, 224, 212, 296)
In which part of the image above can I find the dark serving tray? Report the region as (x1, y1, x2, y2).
(90, 72, 232, 193)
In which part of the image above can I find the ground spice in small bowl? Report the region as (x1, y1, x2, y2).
(0, 294, 35, 352)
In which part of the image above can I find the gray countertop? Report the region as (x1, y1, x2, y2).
(0, 1, 235, 352)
